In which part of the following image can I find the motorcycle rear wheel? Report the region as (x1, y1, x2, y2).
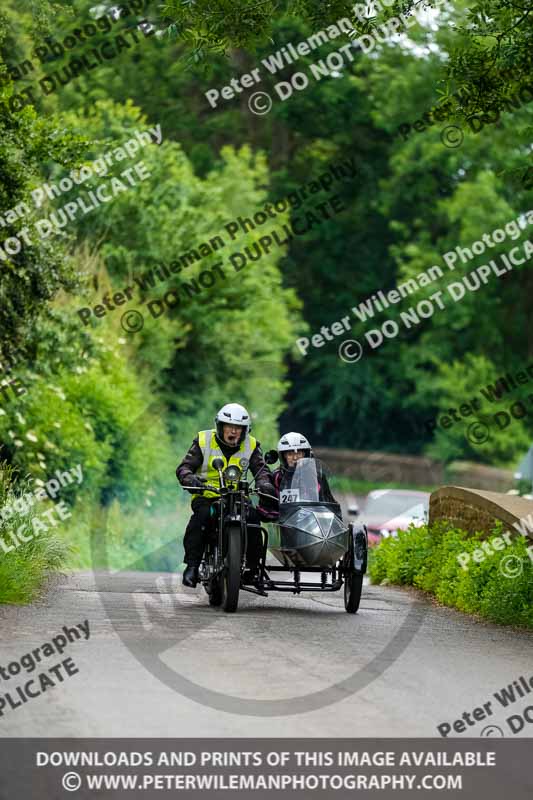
(221, 525, 242, 613)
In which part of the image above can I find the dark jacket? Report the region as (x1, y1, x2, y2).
(176, 432, 274, 496)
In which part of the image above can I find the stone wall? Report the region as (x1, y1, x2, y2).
(445, 462, 514, 493)
(315, 448, 514, 492)
(429, 486, 533, 540)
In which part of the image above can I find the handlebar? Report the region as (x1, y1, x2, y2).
(180, 483, 221, 494)
(180, 483, 277, 502)
(255, 490, 278, 501)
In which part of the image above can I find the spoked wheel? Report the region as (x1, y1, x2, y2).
(344, 525, 367, 614)
(344, 559, 363, 613)
(221, 524, 242, 613)
(207, 576, 223, 607)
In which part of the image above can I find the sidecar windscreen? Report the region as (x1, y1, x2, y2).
(278, 457, 328, 504)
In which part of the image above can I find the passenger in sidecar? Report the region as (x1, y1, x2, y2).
(264, 436, 349, 569)
(271, 431, 338, 506)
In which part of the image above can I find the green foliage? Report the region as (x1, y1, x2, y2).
(370, 520, 533, 628)
(423, 353, 533, 465)
(0, 329, 177, 507)
(1, 0, 532, 609)
(157, 0, 533, 140)
(64, 495, 191, 572)
(57, 100, 302, 442)
(0, 77, 301, 600)
(0, 94, 86, 364)
(161, 0, 278, 57)
(0, 463, 69, 603)
(33, 3, 530, 463)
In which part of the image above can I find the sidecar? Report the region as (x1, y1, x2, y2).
(249, 457, 368, 613)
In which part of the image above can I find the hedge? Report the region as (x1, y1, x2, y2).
(369, 521, 533, 628)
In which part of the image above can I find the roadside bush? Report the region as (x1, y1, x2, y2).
(0, 464, 69, 604)
(0, 332, 176, 509)
(369, 521, 533, 628)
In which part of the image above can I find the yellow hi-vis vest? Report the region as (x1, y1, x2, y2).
(192, 429, 257, 500)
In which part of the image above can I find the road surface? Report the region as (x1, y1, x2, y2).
(1, 568, 532, 738)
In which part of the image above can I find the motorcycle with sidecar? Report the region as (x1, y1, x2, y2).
(182, 454, 368, 613)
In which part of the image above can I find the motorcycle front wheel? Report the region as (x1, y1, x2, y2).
(221, 524, 242, 613)
(208, 576, 223, 607)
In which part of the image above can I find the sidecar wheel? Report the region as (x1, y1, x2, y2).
(344, 568, 363, 613)
(221, 525, 242, 613)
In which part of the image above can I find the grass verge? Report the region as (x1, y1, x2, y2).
(0, 465, 69, 604)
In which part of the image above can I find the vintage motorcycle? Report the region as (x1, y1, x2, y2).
(184, 455, 368, 614)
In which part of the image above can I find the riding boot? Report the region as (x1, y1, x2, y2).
(182, 564, 199, 587)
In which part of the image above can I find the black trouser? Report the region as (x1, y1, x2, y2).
(183, 496, 264, 568)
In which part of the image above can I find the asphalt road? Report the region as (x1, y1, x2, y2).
(1, 567, 532, 738)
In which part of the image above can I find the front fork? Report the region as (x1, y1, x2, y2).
(202, 493, 252, 580)
(218, 492, 247, 572)
(200, 500, 222, 582)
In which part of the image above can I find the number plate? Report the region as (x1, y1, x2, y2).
(280, 489, 299, 503)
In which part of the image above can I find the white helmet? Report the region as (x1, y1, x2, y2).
(215, 403, 251, 443)
(277, 431, 311, 466)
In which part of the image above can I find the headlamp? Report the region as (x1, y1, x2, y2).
(223, 465, 242, 483)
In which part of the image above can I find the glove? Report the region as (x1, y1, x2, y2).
(257, 484, 278, 508)
(257, 482, 276, 496)
(181, 476, 205, 490)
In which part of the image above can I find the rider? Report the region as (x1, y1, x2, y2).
(273, 432, 337, 504)
(176, 402, 275, 587)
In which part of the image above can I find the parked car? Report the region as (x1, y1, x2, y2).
(358, 489, 430, 546)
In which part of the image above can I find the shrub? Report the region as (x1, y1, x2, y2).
(0, 463, 69, 604)
(369, 520, 533, 629)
